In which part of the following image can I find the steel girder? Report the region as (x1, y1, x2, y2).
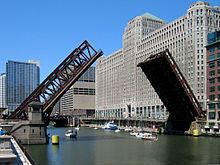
(9, 40, 103, 119)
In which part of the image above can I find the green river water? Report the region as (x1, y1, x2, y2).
(26, 127, 220, 165)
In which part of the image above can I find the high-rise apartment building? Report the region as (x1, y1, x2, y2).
(6, 60, 40, 114)
(0, 73, 6, 109)
(60, 67, 96, 117)
(206, 31, 220, 124)
(96, 1, 220, 120)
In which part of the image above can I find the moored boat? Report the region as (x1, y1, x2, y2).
(124, 127, 132, 132)
(135, 132, 144, 138)
(130, 131, 138, 136)
(141, 133, 158, 141)
(115, 129, 120, 133)
(103, 121, 118, 130)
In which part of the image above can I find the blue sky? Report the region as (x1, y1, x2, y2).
(0, 0, 219, 81)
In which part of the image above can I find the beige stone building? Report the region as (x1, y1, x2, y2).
(60, 67, 95, 117)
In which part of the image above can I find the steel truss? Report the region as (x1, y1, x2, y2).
(9, 40, 103, 119)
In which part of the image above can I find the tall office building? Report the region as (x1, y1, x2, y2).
(96, 1, 220, 120)
(0, 73, 6, 109)
(6, 60, 40, 114)
(60, 67, 96, 117)
(206, 30, 220, 124)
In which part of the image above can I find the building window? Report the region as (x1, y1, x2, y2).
(217, 60, 220, 66)
(208, 55, 215, 61)
(73, 88, 95, 95)
(209, 95, 215, 101)
(209, 78, 215, 84)
(209, 70, 215, 76)
(209, 62, 215, 68)
(218, 86, 220, 91)
(210, 86, 215, 92)
(208, 47, 215, 52)
(209, 112, 215, 119)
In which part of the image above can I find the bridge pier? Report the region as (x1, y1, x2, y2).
(11, 101, 48, 144)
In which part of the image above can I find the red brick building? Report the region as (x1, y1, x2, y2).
(206, 31, 220, 124)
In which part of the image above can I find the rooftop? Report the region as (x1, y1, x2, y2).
(141, 12, 164, 22)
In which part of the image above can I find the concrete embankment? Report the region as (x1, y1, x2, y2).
(0, 135, 35, 165)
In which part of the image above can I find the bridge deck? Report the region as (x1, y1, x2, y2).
(138, 49, 204, 133)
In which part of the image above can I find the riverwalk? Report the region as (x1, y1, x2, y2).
(0, 135, 34, 165)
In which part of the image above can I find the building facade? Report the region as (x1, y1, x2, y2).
(206, 31, 220, 125)
(96, 1, 220, 121)
(6, 60, 40, 114)
(0, 73, 6, 109)
(60, 67, 95, 117)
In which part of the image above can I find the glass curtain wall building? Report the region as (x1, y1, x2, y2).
(6, 60, 40, 114)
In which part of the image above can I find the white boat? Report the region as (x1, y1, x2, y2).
(65, 129, 77, 138)
(115, 129, 120, 133)
(94, 127, 98, 130)
(124, 127, 132, 132)
(130, 132, 138, 136)
(75, 127, 80, 131)
(65, 129, 74, 137)
(103, 121, 118, 130)
(135, 132, 144, 138)
(141, 133, 158, 141)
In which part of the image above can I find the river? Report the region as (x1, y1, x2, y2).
(26, 127, 220, 165)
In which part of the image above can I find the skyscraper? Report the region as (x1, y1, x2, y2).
(6, 60, 40, 114)
(0, 73, 6, 109)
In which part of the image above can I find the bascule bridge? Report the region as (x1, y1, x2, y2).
(6, 40, 103, 144)
(138, 49, 205, 134)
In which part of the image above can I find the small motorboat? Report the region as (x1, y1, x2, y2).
(65, 129, 77, 138)
(115, 129, 120, 133)
(103, 121, 118, 130)
(130, 131, 138, 136)
(124, 127, 132, 132)
(65, 130, 74, 137)
(141, 133, 158, 141)
(94, 127, 98, 130)
(135, 132, 144, 138)
(75, 126, 80, 131)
